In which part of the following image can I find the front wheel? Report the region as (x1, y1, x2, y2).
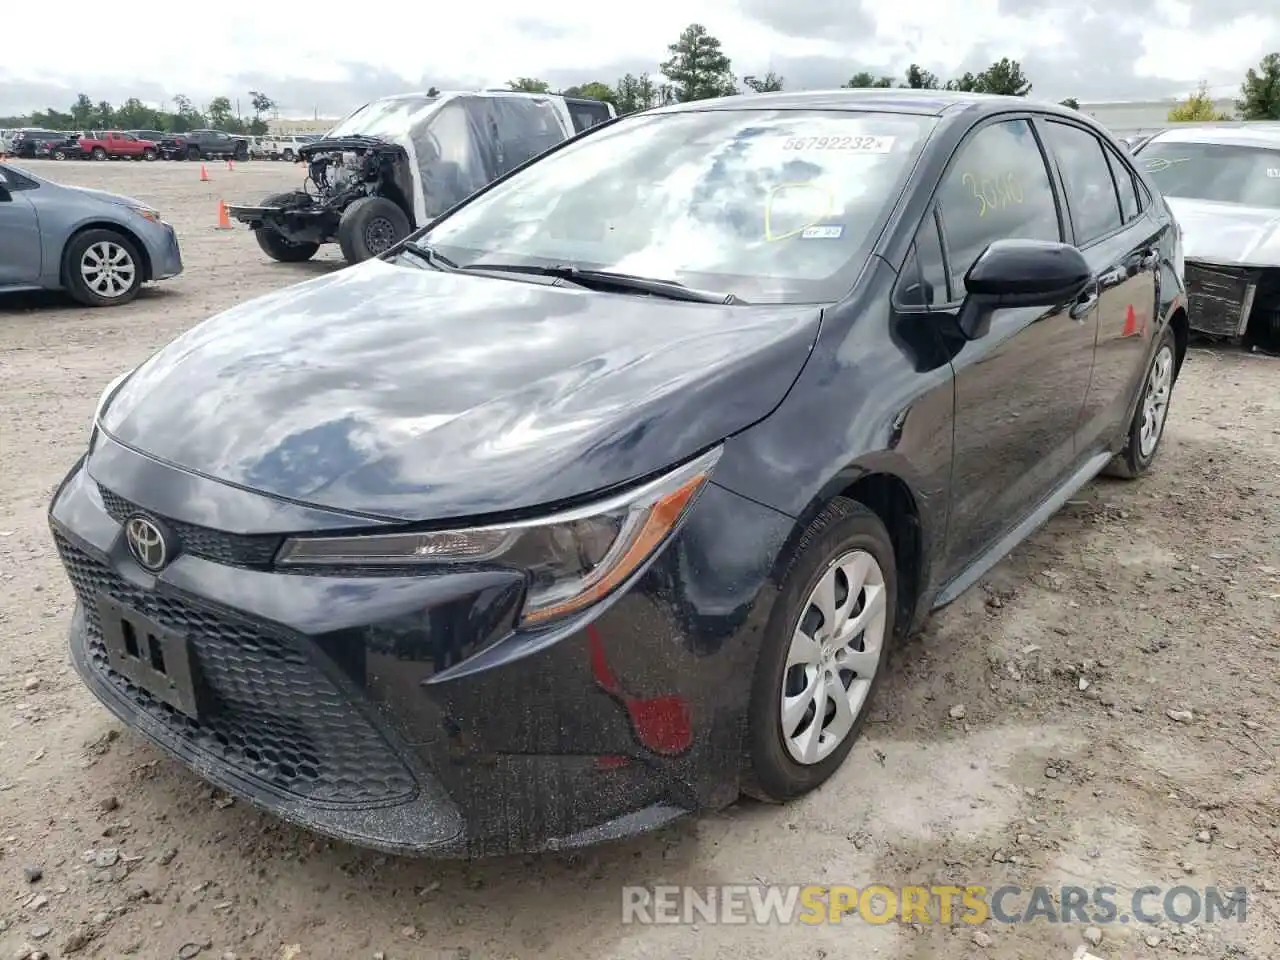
(282, 148, 294, 162)
(186, 145, 201, 161)
(1104, 324, 1178, 479)
(336, 197, 411, 264)
(51, 149, 67, 160)
(63, 229, 144, 307)
(742, 498, 897, 802)
(142, 149, 157, 161)
(255, 227, 319, 262)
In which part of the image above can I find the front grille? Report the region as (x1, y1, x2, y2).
(54, 531, 417, 808)
(97, 486, 282, 568)
(1185, 262, 1252, 337)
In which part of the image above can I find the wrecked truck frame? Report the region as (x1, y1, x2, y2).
(226, 90, 583, 266)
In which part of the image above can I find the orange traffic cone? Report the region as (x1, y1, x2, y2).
(200, 164, 210, 182)
(216, 201, 232, 230)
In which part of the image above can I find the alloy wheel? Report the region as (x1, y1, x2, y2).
(80, 241, 137, 299)
(780, 550, 888, 765)
(364, 217, 396, 254)
(1139, 343, 1174, 458)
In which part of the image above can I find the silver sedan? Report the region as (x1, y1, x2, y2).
(0, 162, 183, 307)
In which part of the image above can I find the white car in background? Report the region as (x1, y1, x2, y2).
(260, 135, 319, 161)
(1135, 124, 1280, 353)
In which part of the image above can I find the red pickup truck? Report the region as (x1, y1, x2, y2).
(78, 130, 159, 161)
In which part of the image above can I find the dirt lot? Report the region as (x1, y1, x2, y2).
(1, 158, 1278, 960)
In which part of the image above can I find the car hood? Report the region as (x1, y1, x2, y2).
(1166, 196, 1280, 268)
(101, 259, 822, 522)
(69, 185, 144, 209)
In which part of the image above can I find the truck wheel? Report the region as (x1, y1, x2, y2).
(255, 228, 320, 263)
(63, 229, 144, 307)
(51, 148, 67, 161)
(92, 146, 107, 161)
(337, 197, 411, 264)
(186, 145, 201, 161)
(142, 149, 157, 161)
(282, 149, 294, 161)
(234, 143, 248, 162)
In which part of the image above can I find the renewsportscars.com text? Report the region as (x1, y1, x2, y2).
(621, 884, 1248, 926)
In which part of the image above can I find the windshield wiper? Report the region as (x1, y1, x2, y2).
(461, 263, 742, 304)
(392, 240, 460, 271)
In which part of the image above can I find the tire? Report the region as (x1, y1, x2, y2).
(1103, 324, 1178, 479)
(51, 149, 66, 161)
(92, 146, 107, 161)
(742, 498, 897, 803)
(234, 143, 248, 162)
(255, 227, 319, 263)
(336, 197, 411, 264)
(63, 229, 145, 307)
(186, 145, 201, 161)
(282, 148, 294, 162)
(142, 148, 156, 161)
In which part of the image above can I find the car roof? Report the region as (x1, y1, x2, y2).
(650, 88, 1082, 119)
(1145, 123, 1280, 148)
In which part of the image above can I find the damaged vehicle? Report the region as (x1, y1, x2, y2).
(226, 90, 587, 265)
(1135, 124, 1280, 352)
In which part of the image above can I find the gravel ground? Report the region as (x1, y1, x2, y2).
(1, 159, 1279, 960)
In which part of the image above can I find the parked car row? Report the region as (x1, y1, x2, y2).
(0, 127, 304, 162)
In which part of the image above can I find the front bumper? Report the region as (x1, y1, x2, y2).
(49, 437, 791, 856)
(138, 220, 183, 281)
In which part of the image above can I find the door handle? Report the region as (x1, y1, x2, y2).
(1069, 281, 1099, 320)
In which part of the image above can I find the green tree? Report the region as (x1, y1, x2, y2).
(95, 100, 115, 127)
(614, 72, 660, 114)
(1060, 97, 1080, 110)
(901, 64, 940, 89)
(170, 94, 204, 132)
(660, 23, 736, 101)
(844, 72, 893, 88)
(1237, 52, 1280, 120)
(973, 57, 1032, 96)
(742, 71, 784, 93)
(70, 93, 94, 128)
(561, 81, 617, 104)
(508, 77, 551, 92)
(207, 95, 235, 129)
(1168, 81, 1231, 121)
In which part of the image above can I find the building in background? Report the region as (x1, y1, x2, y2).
(1076, 97, 1238, 136)
(266, 117, 341, 135)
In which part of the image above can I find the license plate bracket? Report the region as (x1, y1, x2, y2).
(96, 595, 201, 720)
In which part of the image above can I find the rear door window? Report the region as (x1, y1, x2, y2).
(568, 101, 611, 133)
(1040, 121, 1124, 245)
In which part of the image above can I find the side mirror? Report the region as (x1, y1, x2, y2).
(957, 239, 1092, 339)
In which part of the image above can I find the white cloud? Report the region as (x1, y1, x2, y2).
(2, 0, 1279, 115)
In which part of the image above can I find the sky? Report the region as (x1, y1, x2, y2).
(3, 0, 1278, 118)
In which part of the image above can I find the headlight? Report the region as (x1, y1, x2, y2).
(276, 446, 723, 627)
(90, 368, 134, 440)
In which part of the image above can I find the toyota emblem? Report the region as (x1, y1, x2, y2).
(125, 516, 170, 571)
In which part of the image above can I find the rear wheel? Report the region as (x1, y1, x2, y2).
(336, 197, 411, 264)
(234, 143, 248, 162)
(282, 148, 295, 162)
(1104, 324, 1178, 479)
(742, 498, 897, 802)
(91, 146, 107, 161)
(63, 229, 144, 307)
(51, 148, 67, 160)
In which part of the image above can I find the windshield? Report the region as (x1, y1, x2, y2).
(327, 95, 440, 140)
(1137, 139, 1280, 207)
(417, 108, 936, 304)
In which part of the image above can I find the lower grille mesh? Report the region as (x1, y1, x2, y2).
(54, 531, 416, 808)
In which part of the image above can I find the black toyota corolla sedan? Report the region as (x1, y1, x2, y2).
(50, 90, 1188, 857)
